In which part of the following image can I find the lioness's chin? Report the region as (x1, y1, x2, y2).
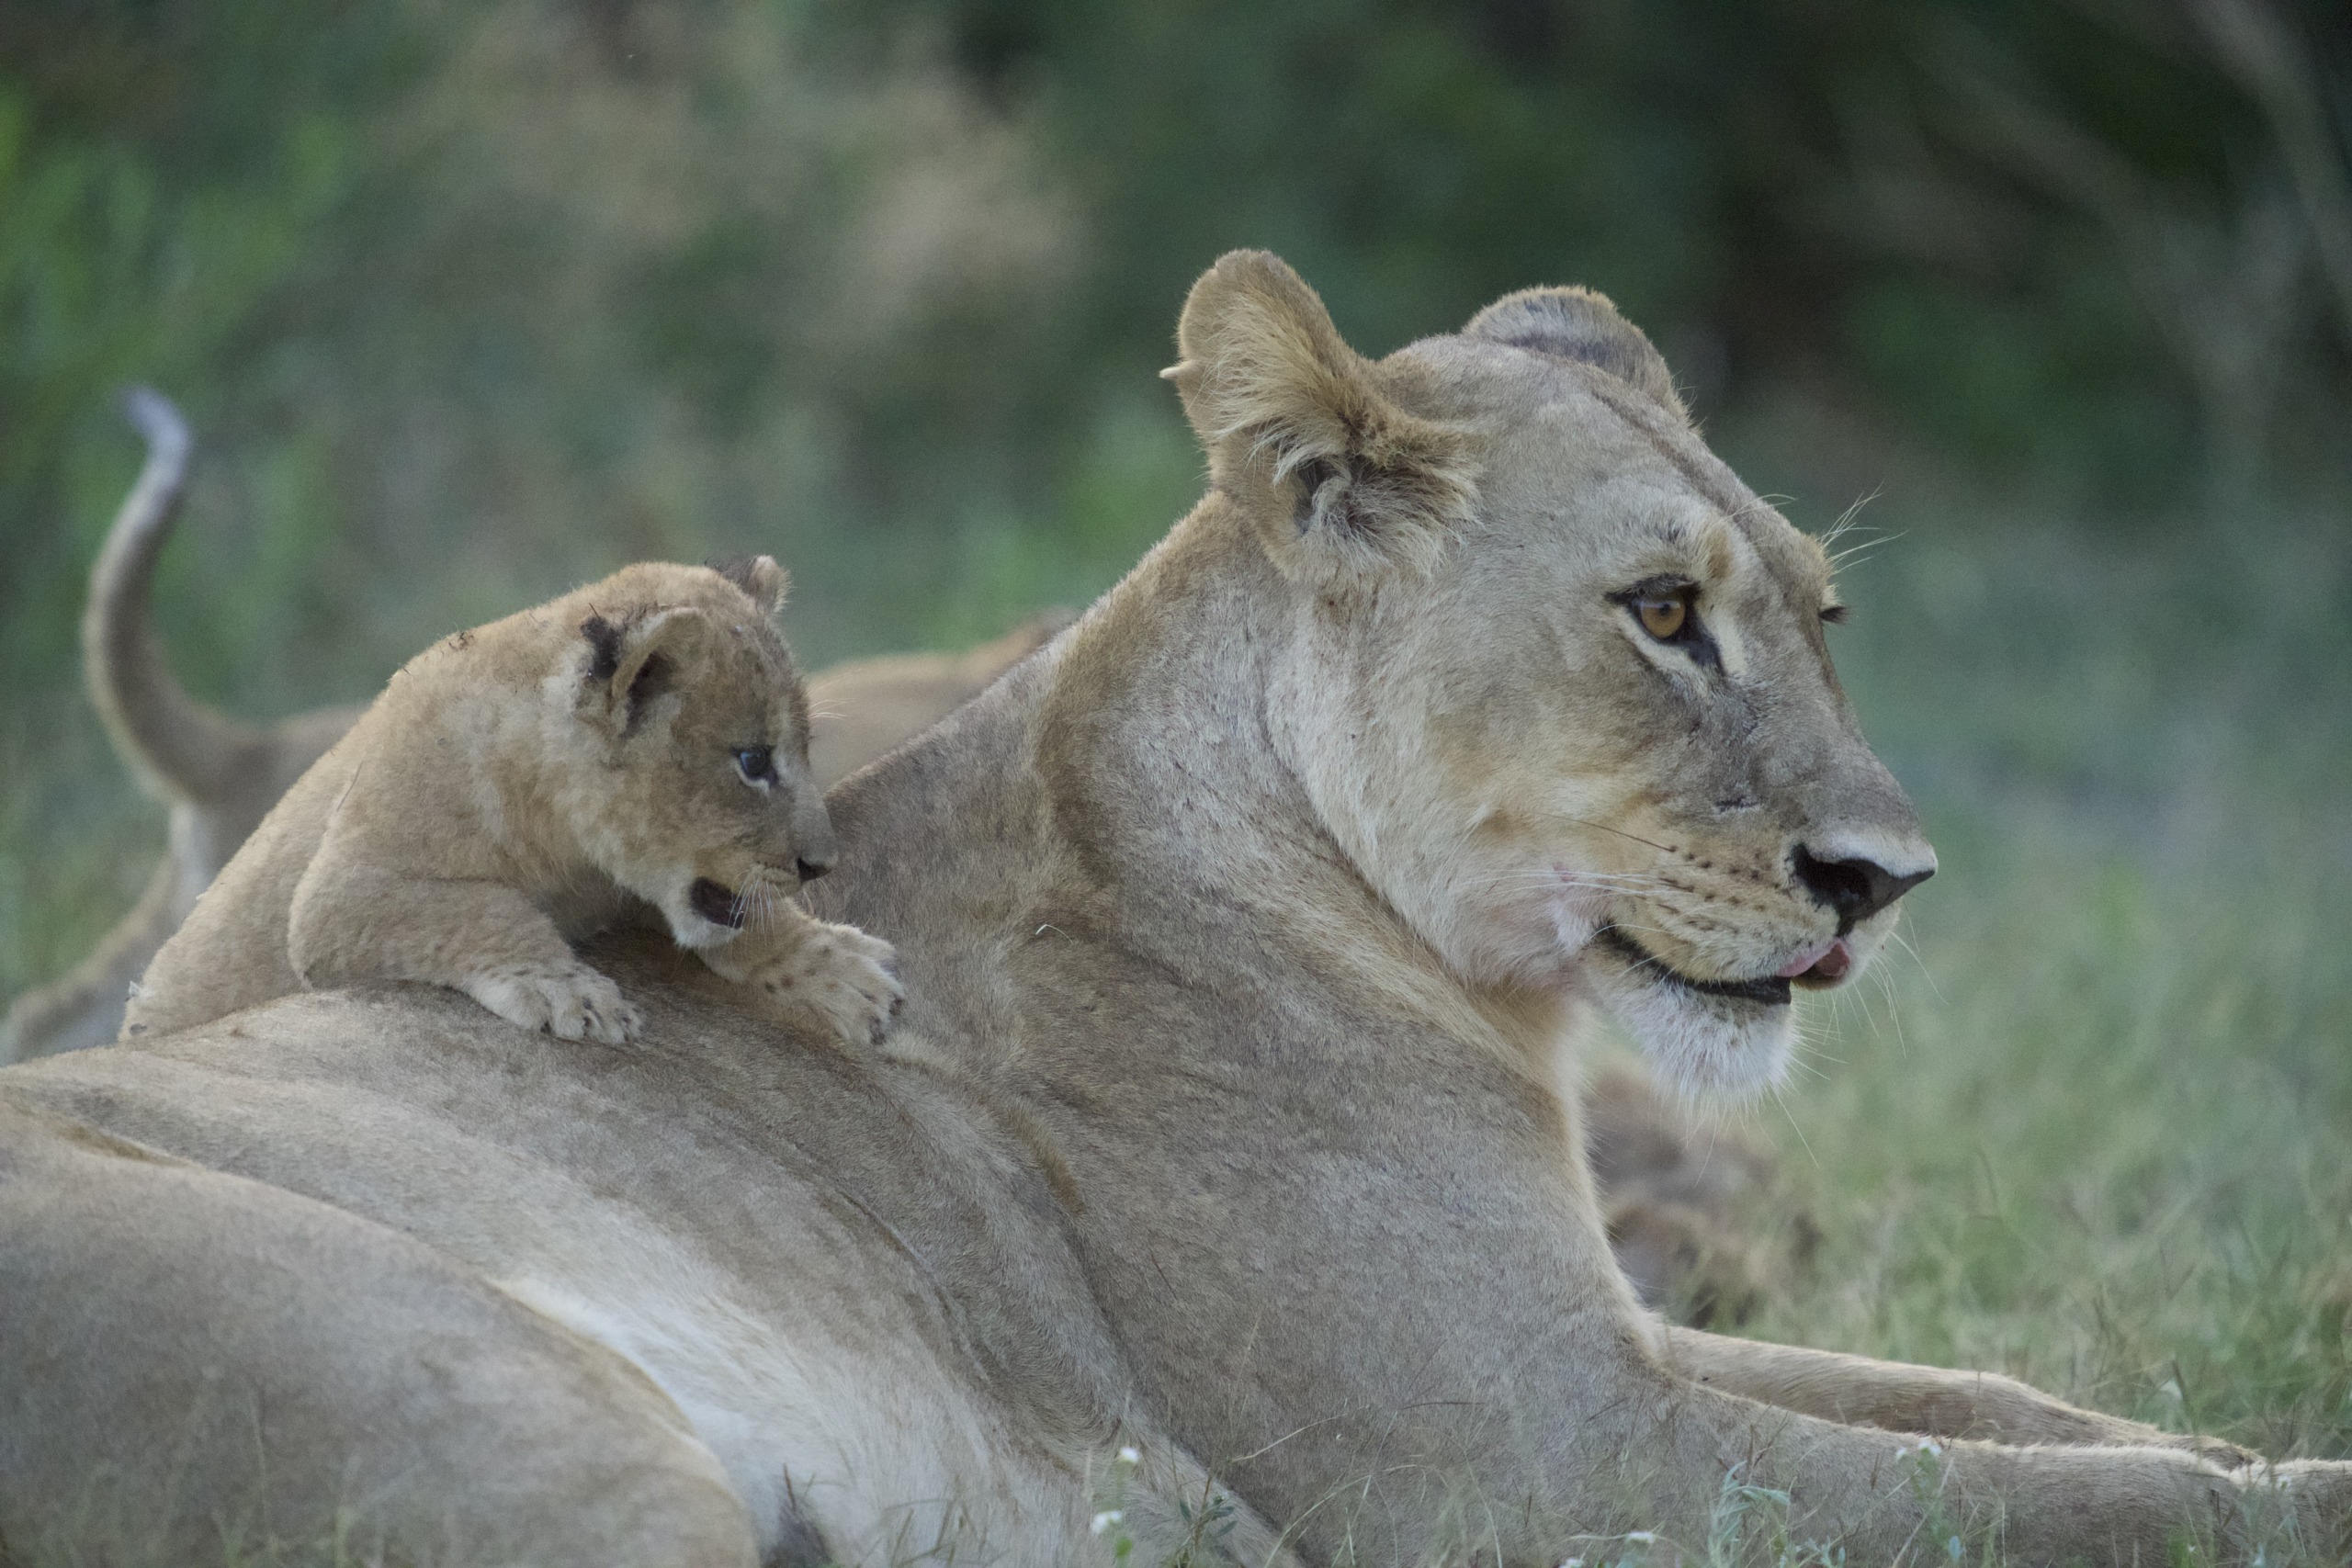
(1583, 953, 1794, 1100)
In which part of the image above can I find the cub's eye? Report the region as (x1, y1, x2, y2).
(1635, 594, 1688, 641)
(733, 745, 776, 785)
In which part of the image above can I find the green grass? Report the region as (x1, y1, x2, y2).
(1757, 838, 2352, 1452)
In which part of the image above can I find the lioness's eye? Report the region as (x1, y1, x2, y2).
(1635, 595, 1688, 641)
(734, 745, 776, 784)
(1607, 577, 1715, 665)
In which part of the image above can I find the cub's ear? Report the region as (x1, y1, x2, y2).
(707, 553, 788, 615)
(578, 607, 711, 734)
(1163, 250, 1476, 588)
(1462, 287, 1686, 420)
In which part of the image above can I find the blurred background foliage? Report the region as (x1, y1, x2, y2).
(5, 0, 2346, 703)
(2, 0, 2350, 1456)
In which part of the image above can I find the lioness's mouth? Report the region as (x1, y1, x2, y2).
(1593, 927, 1791, 1007)
(688, 877, 746, 929)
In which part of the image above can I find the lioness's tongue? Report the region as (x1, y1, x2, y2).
(1778, 937, 1852, 981)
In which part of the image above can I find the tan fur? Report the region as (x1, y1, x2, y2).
(124, 559, 902, 1050)
(0, 1092, 761, 1567)
(805, 608, 1074, 789)
(1, 256, 2344, 1565)
(0, 966, 1303, 1568)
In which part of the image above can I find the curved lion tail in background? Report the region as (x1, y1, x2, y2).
(2, 392, 361, 1064)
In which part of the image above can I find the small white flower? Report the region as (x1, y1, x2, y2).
(1947, 1535, 1964, 1561)
(1116, 1446, 1141, 1465)
(1557, 1558, 1585, 1567)
(1089, 1510, 1125, 1536)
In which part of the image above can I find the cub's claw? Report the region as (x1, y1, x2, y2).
(465, 963, 642, 1046)
(750, 922, 904, 1047)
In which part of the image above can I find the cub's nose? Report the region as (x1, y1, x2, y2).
(789, 790, 839, 883)
(1791, 843, 1933, 929)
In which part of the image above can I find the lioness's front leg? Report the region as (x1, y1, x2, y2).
(1604, 1348, 2350, 1563)
(1661, 1325, 2257, 1466)
(288, 860, 642, 1044)
(698, 906, 903, 1046)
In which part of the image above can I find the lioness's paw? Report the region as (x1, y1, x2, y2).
(750, 922, 903, 1046)
(2229, 1459, 2352, 1560)
(466, 964, 641, 1046)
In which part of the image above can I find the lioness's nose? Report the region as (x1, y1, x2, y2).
(1792, 843, 1933, 928)
(795, 855, 832, 884)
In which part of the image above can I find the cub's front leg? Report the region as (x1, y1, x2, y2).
(698, 906, 902, 1046)
(288, 861, 643, 1046)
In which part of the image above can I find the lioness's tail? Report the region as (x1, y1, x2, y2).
(83, 389, 257, 806)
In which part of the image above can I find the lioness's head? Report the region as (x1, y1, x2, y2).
(1166, 252, 1933, 1095)
(559, 558, 834, 950)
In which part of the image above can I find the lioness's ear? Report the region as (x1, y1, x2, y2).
(1163, 250, 1476, 587)
(578, 607, 710, 734)
(1462, 287, 1686, 420)
(707, 553, 788, 615)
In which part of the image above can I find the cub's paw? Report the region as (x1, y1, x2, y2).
(749, 921, 904, 1046)
(465, 963, 642, 1046)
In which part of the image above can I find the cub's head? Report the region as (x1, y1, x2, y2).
(559, 557, 833, 950)
(1167, 252, 1934, 1095)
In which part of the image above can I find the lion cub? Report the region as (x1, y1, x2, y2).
(122, 558, 902, 1049)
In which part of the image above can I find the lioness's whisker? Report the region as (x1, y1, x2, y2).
(1868, 963, 1909, 1057)
(1521, 813, 1684, 858)
(1817, 490, 1881, 551)
(1765, 1080, 1821, 1170)
(1459, 864, 1673, 885)
(1593, 919, 1680, 943)
(1886, 926, 1943, 1005)
(1826, 534, 1901, 572)
(1458, 870, 1673, 893)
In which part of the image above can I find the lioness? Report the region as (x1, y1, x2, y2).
(2, 252, 2342, 1566)
(123, 558, 901, 1049)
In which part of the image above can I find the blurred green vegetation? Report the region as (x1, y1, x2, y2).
(2, 0, 2349, 1519)
(5, 0, 2346, 698)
